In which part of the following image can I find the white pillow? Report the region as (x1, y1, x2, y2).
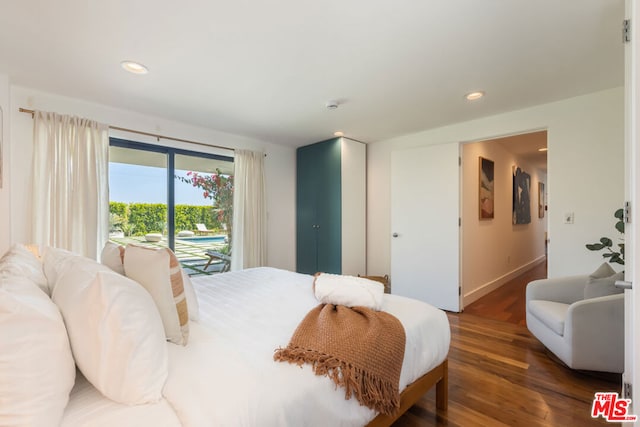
(0, 276, 75, 426)
(52, 256, 168, 404)
(0, 244, 48, 296)
(41, 246, 81, 294)
(100, 241, 125, 275)
(102, 242, 200, 321)
(124, 245, 190, 345)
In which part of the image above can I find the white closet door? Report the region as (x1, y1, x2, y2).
(391, 143, 460, 312)
(624, 0, 638, 408)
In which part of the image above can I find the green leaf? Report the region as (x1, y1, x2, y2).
(615, 208, 624, 219)
(600, 237, 613, 247)
(586, 243, 605, 250)
(603, 253, 613, 258)
(616, 220, 625, 234)
(610, 254, 621, 263)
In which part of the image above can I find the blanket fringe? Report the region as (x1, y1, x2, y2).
(274, 346, 400, 416)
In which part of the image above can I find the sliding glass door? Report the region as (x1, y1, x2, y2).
(108, 138, 233, 274)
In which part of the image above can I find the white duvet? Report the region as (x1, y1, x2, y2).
(62, 267, 450, 427)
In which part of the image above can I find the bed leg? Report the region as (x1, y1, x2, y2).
(435, 359, 448, 410)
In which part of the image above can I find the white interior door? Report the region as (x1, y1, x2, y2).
(391, 143, 460, 312)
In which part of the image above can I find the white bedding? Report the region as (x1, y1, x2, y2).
(62, 267, 450, 427)
(61, 372, 180, 427)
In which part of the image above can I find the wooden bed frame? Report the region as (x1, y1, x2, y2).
(366, 359, 448, 427)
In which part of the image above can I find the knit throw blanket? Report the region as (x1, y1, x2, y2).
(274, 304, 406, 415)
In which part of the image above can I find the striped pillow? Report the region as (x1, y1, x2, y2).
(123, 244, 189, 346)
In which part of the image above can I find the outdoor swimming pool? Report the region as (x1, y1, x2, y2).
(177, 236, 227, 244)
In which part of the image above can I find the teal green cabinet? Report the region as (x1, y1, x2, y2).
(296, 137, 365, 276)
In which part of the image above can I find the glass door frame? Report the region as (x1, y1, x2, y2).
(109, 137, 234, 250)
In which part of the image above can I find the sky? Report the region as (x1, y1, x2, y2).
(109, 163, 212, 205)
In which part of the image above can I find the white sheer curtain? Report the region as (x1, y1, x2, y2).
(31, 111, 109, 259)
(230, 149, 267, 270)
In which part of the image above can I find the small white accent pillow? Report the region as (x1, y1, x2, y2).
(100, 241, 125, 275)
(52, 256, 168, 404)
(124, 245, 190, 345)
(0, 276, 75, 427)
(0, 244, 49, 296)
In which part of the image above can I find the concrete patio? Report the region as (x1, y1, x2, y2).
(108, 235, 229, 276)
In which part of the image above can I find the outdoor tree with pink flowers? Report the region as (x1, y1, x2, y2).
(178, 169, 234, 243)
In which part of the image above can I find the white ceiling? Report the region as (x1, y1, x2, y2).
(0, 1, 624, 147)
(484, 130, 548, 173)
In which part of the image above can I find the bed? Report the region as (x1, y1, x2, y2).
(0, 244, 450, 427)
(61, 267, 450, 426)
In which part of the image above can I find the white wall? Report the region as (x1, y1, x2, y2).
(461, 140, 546, 305)
(367, 87, 624, 279)
(0, 74, 10, 256)
(6, 85, 296, 270)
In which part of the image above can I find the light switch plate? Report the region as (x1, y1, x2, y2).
(564, 212, 574, 224)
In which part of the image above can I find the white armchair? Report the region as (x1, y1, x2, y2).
(526, 274, 624, 373)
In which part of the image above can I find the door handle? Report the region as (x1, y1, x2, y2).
(615, 280, 633, 290)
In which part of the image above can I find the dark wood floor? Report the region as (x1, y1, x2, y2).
(392, 260, 622, 426)
(463, 260, 548, 326)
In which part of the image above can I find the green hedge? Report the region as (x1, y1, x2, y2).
(110, 202, 220, 236)
(128, 203, 167, 235)
(110, 202, 127, 218)
(175, 205, 220, 231)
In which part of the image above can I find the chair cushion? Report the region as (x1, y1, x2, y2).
(528, 300, 571, 336)
(584, 271, 625, 299)
(589, 262, 616, 279)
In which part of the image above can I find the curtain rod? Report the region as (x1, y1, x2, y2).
(19, 108, 235, 153)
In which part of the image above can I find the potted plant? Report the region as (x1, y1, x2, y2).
(585, 208, 625, 265)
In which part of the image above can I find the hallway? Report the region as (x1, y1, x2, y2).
(463, 260, 548, 326)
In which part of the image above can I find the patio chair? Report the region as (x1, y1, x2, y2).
(204, 249, 231, 273)
(194, 223, 216, 235)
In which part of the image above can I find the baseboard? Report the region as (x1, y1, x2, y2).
(463, 256, 546, 307)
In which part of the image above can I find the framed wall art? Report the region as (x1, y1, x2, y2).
(479, 156, 494, 219)
(512, 165, 531, 224)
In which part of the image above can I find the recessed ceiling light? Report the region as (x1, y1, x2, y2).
(334, 131, 344, 137)
(538, 147, 548, 152)
(121, 60, 149, 75)
(465, 91, 485, 101)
